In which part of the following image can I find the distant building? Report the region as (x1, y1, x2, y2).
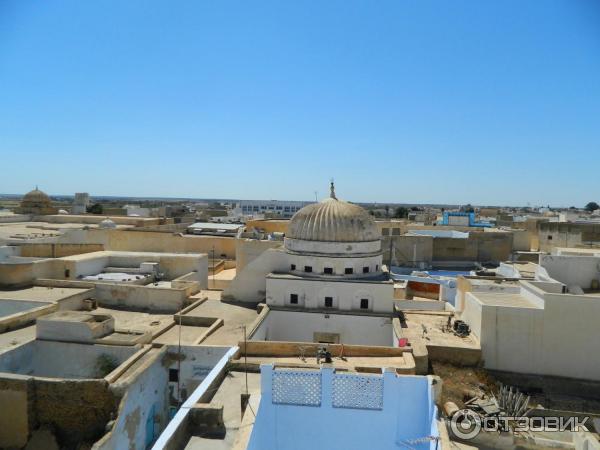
(233, 199, 313, 218)
(187, 222, 243, 237)
(72, 192, 90, 214)
(440, 211, 492, 228)
(15, 187, 58, 215)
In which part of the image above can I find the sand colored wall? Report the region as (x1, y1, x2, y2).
(0, 374, 117, 448)
(382, 234, 433, 267)
(223, 248, 289, 302)
(43, 214, 162, 226)
(433, 232, 512, 263)
(0, 377, 30, 448)
(18, 243, 104, 258)
(94, 283, 192, 312)
(95, 230, 236, 259)
(538, 222, 600, 253)
(245, 219, 289, 234)
(236, 238, 283, 272)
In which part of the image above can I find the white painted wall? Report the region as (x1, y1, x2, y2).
(95, 345, 232, 450)
(223, 248, 289, 302)
(540, 255, 600, 290)
(266, 276, 395, 313)
(462, 281, 600, 380)
(252, 310, 393, 346)
(0, 340, 138, 379)
(96, 348, 170, 450)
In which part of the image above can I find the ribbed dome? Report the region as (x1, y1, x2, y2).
(21, 188, 51, 206)
(287, 186, 380, 243)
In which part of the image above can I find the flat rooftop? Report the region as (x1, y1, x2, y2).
(184, 371, 261, 450)
(184, 293, 259, 346)
(0, 286, 90, 302)
(0, 221, 125, 242)
(0, 325, 36, 351)
(94, 306, 172, 337)
(501, 261, 539, 278)
(403, 313, 480, 351)
(473, 292, 542, 309)
(83, 272, 151, 283)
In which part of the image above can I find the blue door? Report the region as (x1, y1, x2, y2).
(145, 404, 155, 448)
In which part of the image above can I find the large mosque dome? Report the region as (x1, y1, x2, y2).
(287, 183, 380, 243)
(21, 188, 52, 208)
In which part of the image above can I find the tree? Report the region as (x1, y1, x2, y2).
(384, 205, 390, 217)
(394, 207, 409, 219)
(87, 203, 103, 214)
(585, 202, 600, 212)
(461, 204, 475, 213)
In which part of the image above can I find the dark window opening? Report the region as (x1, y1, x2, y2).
(290, 293, 298, 304)
(363, 266, 370, 274)
(324, 267, 333, 274)
(345, 268, 353, 275)
(169, 369, 179, 382)
(324, 297, 333, 308)
(360, 299, 369, 309)
(375, 265, 379, 271)
(290, 264, 296, 270)
(547, 235, 553, 240)
(64, 269, 70, 278)
(304, 266, 312, 273)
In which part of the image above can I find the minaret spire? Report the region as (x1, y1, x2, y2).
(329, 179, 337, 199)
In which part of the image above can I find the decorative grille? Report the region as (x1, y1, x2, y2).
(332, 373, 383, 410)
(272, 370, 321, 406)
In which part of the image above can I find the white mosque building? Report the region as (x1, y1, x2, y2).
(225, 183, 395, 315)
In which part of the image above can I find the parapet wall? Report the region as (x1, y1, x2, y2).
(18, 243, 104, 258)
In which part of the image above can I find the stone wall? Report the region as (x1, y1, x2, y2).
(0, 375, 117, 449)
(538, 222, 600, 253)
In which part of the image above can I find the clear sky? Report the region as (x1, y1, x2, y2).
(1, 1, 599, 206)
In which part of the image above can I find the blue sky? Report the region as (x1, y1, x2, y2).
(1, 1, 599, 206)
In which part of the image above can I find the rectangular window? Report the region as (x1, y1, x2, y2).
(169, 369, 179, 382)
(324, 267, 333, 274)
(375, 265, 379, 271)
(290, 293, 298, 304)
(345, 268, 353, 275)
(304, 266, 312, 273)
(64, 269, 70, 278)
(360, 299, 369, 309)
(363, 266, 370, 274)
(324, 297, 333, 308)
(290, 264, 296, 270)
(547, 235, 553, 240)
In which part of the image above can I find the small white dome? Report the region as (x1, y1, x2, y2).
(99, 217, 116, 229)
(58, 209, 69, 215)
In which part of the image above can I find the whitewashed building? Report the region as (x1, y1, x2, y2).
(264, 183, 394, 314)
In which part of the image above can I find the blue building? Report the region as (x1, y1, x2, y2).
(440, 211, 492, 228)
